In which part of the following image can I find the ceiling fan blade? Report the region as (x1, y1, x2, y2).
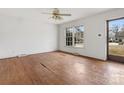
(58, 14, 71, 16)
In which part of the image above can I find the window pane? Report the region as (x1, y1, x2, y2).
(66, 25, 84, 47)
(108, 18, 124, 57)
(74, 25, 84, 47)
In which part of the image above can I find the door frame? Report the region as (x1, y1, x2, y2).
(106, 17, 124, 62)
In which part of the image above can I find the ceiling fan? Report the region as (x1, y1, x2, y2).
(42, 8, 71, 20)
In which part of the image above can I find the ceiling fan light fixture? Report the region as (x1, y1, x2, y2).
(42, 8, 71, 21)
(51, 15, 63, 20)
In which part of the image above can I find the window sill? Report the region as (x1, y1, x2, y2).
(64, 46, 84, 49)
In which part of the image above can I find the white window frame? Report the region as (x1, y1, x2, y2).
(65, 25, 84, 48)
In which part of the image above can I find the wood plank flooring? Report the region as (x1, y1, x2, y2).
(0, 51, 124, 84)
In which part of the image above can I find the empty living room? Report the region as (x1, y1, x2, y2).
(0, 8, 124, 86)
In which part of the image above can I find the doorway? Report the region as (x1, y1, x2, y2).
(107, 17, 124, 62)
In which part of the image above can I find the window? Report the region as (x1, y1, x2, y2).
(66, 27, 73, 46)
(108, 18, 124, 57)
(66, 25, 84, 48)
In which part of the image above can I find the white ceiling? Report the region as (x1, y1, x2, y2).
(0, 8, 113, 24)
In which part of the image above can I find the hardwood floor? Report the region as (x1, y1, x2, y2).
(0, 51, 124, 85)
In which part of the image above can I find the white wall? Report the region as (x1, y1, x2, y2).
(0, 15, 58, 59)
(59, 9, 124, 60)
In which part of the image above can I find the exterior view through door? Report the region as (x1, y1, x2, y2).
(107, 18, 124, 62)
